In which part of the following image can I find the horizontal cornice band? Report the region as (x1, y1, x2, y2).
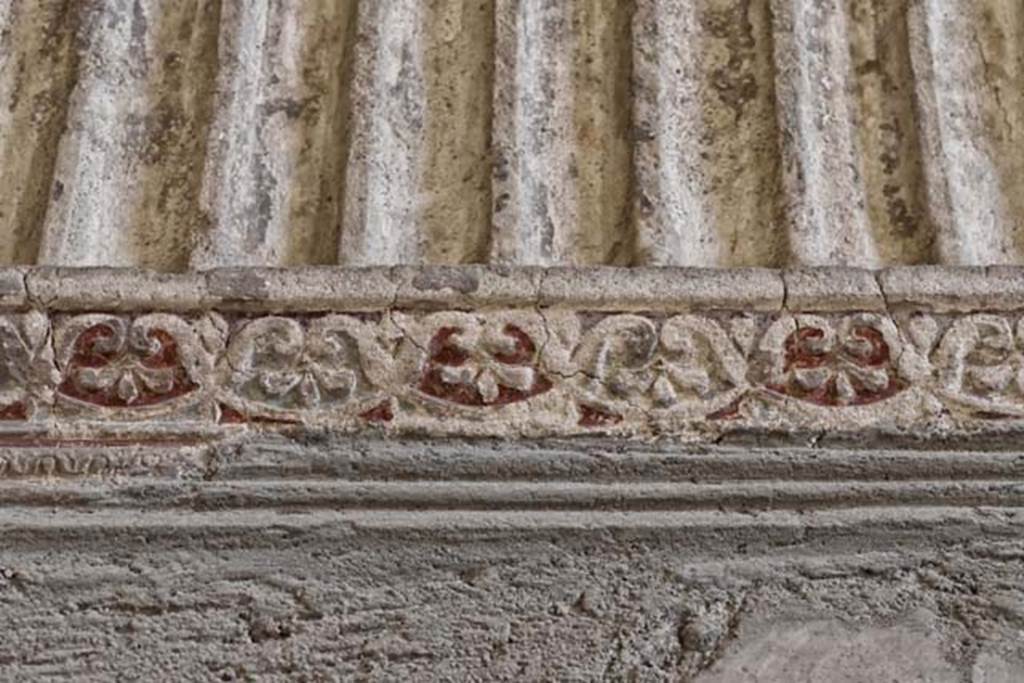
(0, 266, 1022, 444)
(0, 265, 1019, 313)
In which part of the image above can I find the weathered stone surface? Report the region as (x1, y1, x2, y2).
(699, 615, 962, 682)
(0, 386, 1022, 680)
(2, 1, 1024, 679)
(193, 0, 354, 268)
(632, 0, 782, 267)
(2, 1, 1023, 268)
(909, 0, 1024, 265)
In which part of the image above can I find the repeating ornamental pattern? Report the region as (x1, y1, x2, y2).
(759, 314, 906, 407)
(404, 312, 553, 408)
(218, 315, 392, 421)
(4, 307, 1024, 433)
(572, 315, 748, 421)
(0, 312, 58, 418)
(936, 315, 1024, 416)
(54, 314, 213, 417)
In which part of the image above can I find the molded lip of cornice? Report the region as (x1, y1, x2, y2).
(0, 435, 1022, 515)
(0, 265, 1019, 313)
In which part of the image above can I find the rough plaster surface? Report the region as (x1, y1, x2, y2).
(1, 0, 1023, 268)
(0, 432, 1023, 681)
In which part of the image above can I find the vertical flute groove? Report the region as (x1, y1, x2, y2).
(633, 0, 782, 267)
(338, 0, 424, 266)
(772, 0, 878, 267)
(0, 0, 81, 265)
(339, 0, 494, 266)
(192, 0, 355, 268)
(38, 0, 220, 270)
(0, 1, 1020, 269)
(846, 0, 935, 265)
(491, 0, 632, 266)
(908, 0, 1024, 265)
(489, 0, 574, 265)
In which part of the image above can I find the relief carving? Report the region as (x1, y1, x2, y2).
(397, 312, 554, 411)
(219, 315, 391, 421)
(0, 312, 58, 418)
(0, 304, 1020, 444)
(760, 314, 907, 407)
(55, 314, 210, 414)
(936, 315, 1024, 415)
(572, 315, 748, 420)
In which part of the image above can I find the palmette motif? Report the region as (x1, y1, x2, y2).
(571, 315, 748, 421)
(55, 314, 212, 417)
(759, 314, 908, 407)
(394, 311, 562, 415)
(0, 312, 58, 418)
(0, 307, 1023, 433)
(936, 315, 1024, 416)
(218, 315, 392, 421)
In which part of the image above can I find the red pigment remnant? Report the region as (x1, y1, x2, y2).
(578, 404, 623, 428)
(218, 404, 300, 426)
(68, 323, 122, 368)
(975, 411, 1015, 421)
(770, 325, 905, 407)
(0, 402, 28, 421)
(59, 324, 197, 408)
(360, 401, 394, 423)
(140, 329, 183, 369)
(419, 325, 552, 407)
(490, 325, 536, 365)
(707, 398, 743, 421)
(218, 404, 248, 424)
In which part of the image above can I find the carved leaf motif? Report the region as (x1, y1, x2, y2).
(728, 316, 760, 356)
(907, 315, 939, 355)
(572, 315, 748, 417)
(314, 367, 357, 394)
(418, 320, 551, 407)
(298, 375, 321, 408)
(136, 367, 176, 395)
(260, 370, 303, 397)
(221, 315, 386, 417)
(56, 315, 203, 410)
(116, 373, 140, 405)
(0, 313, 58, 415)
(77, 367, 120, 391)
(761, 314, 905, 407)
(663, 364, 711, 396)
(937, 314, 1024, 413)
(968, 365, 1014, 394)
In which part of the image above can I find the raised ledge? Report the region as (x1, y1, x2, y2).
(11, 265, 1024, 313)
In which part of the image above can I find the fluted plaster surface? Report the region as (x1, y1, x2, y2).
(2, 0, 1023, 268)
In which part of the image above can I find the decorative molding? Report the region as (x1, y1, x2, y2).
(1, 267, 1024, 443)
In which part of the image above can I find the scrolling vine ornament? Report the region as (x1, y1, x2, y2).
(5, 306, 1024, 435)
(759, 314, 907, 407)
(397, 311, 556, 412)
(55, 314, 211, 416)
(936, 314, 1024, 416)
(218, 315, 392, 422)
(0, 312, 58, 418)
(572, 315, 749, 422)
